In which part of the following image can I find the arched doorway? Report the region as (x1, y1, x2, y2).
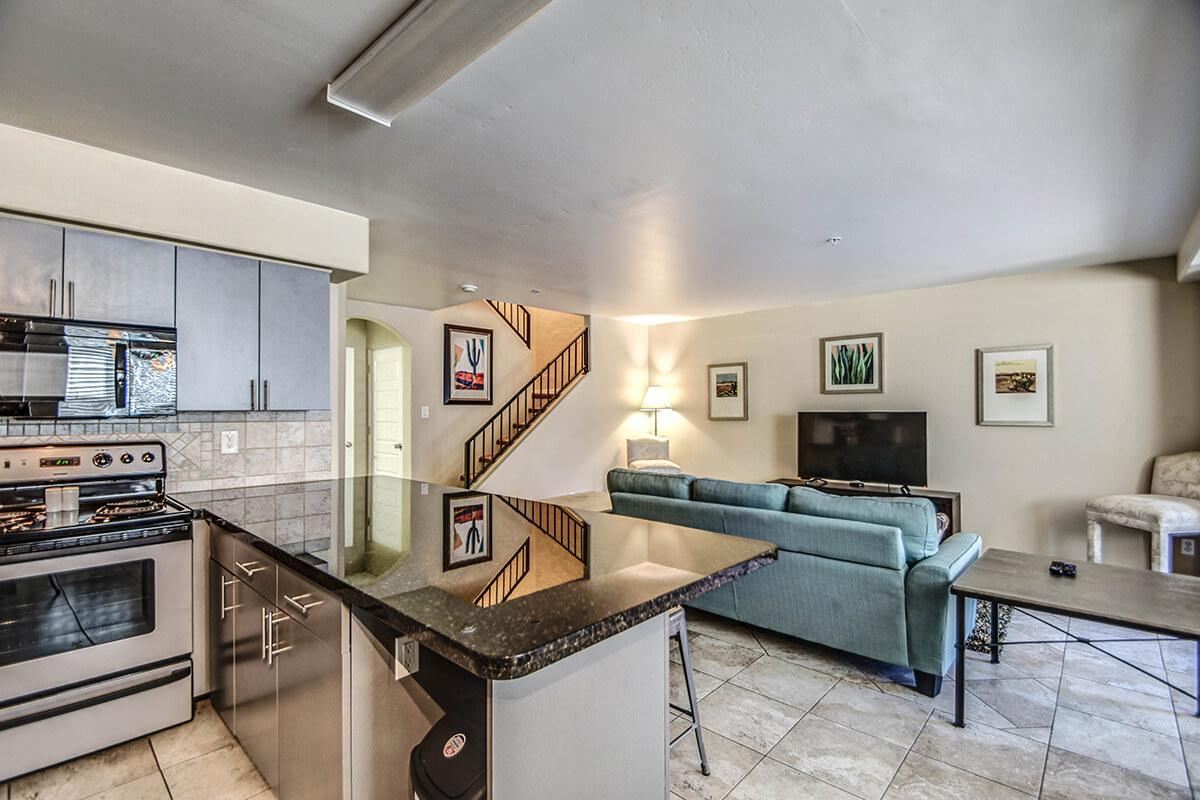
(344, 317, 412, 559)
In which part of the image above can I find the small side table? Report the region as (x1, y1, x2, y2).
(951, 549, 1200, 728)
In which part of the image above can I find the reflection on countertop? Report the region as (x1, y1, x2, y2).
(174, 477, 776, 679)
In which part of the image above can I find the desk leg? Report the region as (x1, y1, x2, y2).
(990, 600, 1000, 664)
(954, 594, 966, 728)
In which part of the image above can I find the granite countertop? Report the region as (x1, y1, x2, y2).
(173, 477, 776, 680)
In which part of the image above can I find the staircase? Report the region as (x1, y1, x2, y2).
(474, 537, 530, 608)
(462, 328, 589, 488)
(497, 496, 589, 564)
(487, 299, 532, 348)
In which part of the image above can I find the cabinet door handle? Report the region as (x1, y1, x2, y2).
(67, 281, 75, 319)
(219, 575, 241, 620)
(250, 379, 257, 410)
(283, 592, 324, 616)
(48, 279, 57, 317)
(267, 610, 292, 664)
(235, 560, 267, 578)
(262, 379, 269, 410)
(261, 606, 269, 661)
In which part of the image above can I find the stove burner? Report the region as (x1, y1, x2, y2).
(88, 498, 167, 524)
(0, 508, 47, 534)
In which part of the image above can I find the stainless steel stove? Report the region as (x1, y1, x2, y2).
(0, 442, 194, 781)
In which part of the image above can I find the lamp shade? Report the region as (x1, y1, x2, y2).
(640, 385, 671, 411)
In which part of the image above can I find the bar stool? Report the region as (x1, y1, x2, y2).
(668, 607, 710, 776)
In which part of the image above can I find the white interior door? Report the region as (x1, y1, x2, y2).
(369, 346, 405, 544)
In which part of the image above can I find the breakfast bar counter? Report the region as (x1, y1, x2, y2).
(176, 476, 776, 800)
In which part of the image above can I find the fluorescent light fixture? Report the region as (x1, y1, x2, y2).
(327, 0, 554, 126)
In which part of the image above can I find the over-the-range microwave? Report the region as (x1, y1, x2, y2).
(0, 315, 177, 418)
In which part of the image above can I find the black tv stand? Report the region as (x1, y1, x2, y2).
(772, 477, 961, 535)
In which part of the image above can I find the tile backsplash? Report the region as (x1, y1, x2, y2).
(0, 410, 334, 493)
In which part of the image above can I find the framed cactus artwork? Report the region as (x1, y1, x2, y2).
(444, 324, 494, 405)
(976, 344, 1054, 426)
(820, 332, 883, 394)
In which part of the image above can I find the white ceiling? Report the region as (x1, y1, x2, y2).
(1, 0, 1198, 319)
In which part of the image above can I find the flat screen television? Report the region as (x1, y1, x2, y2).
(797, 411, 927, 487)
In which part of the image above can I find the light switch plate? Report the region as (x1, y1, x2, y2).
(421, 405, 430, 419)
(220, 431, 239, 454)
(420, 483, 429, 495)
(1183, 539, 1195, 557)
(395, 636, 420, 679)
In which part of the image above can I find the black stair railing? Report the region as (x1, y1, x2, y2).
(463, 328, 590, 488)
(486, 299, 532, 348)
(497, 496, 589, 564)
(474, 537, 530, 608)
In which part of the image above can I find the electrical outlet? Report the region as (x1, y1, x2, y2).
(220, 430, 239, 454)
(1183, 539, 1196, 557)
(420, 405, 430, 419)
(395, 636, 420, 679)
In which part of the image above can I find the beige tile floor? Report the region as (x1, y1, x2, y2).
(1, 701, 274, 800)
(670, 608, 1200, 800)
(5, 607, 1195, 800)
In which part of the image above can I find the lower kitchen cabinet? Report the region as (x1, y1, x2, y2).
(210, 562, 239, 733)
(209, 530, 343, 800)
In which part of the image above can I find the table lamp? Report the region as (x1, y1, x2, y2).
(640, 385, 670, 435)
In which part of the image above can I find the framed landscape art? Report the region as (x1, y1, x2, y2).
(976, 344, 1054, 426)
(444, 324, 493, 405)
(707, 362, 748, 420)
(821, 332, 883, 394)
(443, 491, 493, 570)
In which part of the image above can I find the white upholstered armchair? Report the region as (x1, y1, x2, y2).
(1086, 451, 1200, 573)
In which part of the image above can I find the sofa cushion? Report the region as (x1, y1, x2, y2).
(693, 478, 788, 511)
(606, 468, 695, 500)
(787, 486, 939, 563)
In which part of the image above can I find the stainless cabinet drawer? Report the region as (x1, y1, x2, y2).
(277, 565, 340, 650)
(211, 527, 277, 603)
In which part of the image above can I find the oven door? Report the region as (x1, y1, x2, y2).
(0, 538, 192, 704)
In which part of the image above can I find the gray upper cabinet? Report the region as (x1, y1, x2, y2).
(177, 249, 260, 411)
(0, 216, 64, 317)
(259, 262, 330, 411)
(64, 229, 175, 327)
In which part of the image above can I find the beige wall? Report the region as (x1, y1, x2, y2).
(483, 315, 650, 498)
(648, 258, 1200, 568)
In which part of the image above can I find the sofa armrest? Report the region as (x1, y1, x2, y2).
(904, 532, 983, 676)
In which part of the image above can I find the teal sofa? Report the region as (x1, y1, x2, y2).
(606, 469, 981, 696)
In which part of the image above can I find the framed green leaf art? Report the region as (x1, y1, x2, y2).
(820, 332, 883, 394)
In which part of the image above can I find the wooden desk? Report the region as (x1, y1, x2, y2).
(772, 477, 961, 534)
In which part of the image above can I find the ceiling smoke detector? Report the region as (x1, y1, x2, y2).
(460, 283, 479, 293)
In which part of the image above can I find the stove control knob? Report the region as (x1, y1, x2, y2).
(120, 453, 134, 464)
(93, 452, 113, 468)
(141, 452, 156, 464)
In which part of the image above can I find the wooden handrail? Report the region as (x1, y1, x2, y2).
(463, 328, 589, 487)
(486, 299, 532, 348)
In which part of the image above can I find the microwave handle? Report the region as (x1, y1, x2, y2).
(114, 343, 127, 409)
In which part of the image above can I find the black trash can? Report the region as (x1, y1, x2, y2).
(411, 708, 486, 800)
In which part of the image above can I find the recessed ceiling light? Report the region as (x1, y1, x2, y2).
(461, 283, 479, 293)
(326, 0, 555, 125)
